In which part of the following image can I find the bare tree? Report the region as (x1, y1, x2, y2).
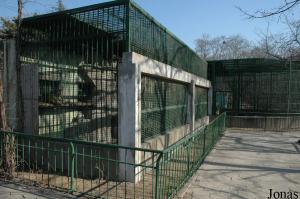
(236, 0, 300, 60)
(255, 19, 300, 60)
(237, 0, 300, 18)
(52, 0, 66, 12)
(195, 34, 255, 60)
(0, 0, 24, 178)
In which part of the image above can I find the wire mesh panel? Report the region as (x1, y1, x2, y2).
(20, 0, 207, 144)
(209, 59, 300, 115)
(141, 75, 188, 142)
(129, 2, 207, 78)
(157, 112, 226, 199)
(195, 86, 208, 120)
(21, 2, 128, 143)
(0, 131, 162, 199)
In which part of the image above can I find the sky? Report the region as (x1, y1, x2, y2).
(1, 0, 300, 49)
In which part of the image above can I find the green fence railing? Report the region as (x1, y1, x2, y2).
(156, 112, 226, 198)
(0, 132, 162, 198)
(0, 113, 226, 199)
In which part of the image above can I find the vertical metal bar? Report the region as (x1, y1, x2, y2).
(107, 150, 110, 198)
(187, 141, 190, 174)
(155, 153, 162, 199)
(82, 147, 85, 192)
(202, 128, 206, 158)
(60, 147, 63, 189)
(90, 149, 93, 193)
(69, 142, 75, 192)
(47, 141, 50, 187)
(28, 139, 31, 181)
(126, 0, 131, 52)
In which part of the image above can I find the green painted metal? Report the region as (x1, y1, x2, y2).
(141, 75, 189, 142)
(20, 0, 207, 144)
(141, 76, 209, 142)
(156, 112, 226, 198)
(208, 59, 300, 115)
(195, 86, 208, 120)
(0, 113, 226, 199)
(69, 142, 75, 192)
(129, 1, 207, 77)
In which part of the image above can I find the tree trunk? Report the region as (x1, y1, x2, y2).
(0, 81, 15, 178)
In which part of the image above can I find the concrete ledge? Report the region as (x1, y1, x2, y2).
(141, 124, 191, 150)
(141, 116, 210, 150)
(227, 115, 300, 131)
(195, 116, 210, 129)
(126, 52, 211, 88)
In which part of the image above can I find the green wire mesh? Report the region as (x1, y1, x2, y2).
(20, 0, 207, 143)
(195, 86, 208, 120)
(21, 2, 127, 143)
(209, 59, 300, 114)
(129, 2, 207, 78)
(141, 75, 188, 142)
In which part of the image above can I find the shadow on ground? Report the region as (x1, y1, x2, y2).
(178, 129, 300, 199)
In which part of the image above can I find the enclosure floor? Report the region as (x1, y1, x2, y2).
(179, 129, 300, 199)
(0, 180, 75, 199)
(9, 171, 155, 199)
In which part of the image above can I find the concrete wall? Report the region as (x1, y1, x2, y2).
(21, 64, 39, 134)
(227, 115, 300, 131)
(2, 39, 17, 130)
(141, 116, 209, 150)
(118, 52, 211, 182)
(2, 39, 39, 134)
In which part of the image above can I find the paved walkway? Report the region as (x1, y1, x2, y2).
(179, 129, 300, 199)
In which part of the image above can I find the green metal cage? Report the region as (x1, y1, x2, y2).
(195, 86, 208, 120)
(208, 58, 300, 115)
(20, 0, 207, 143)
(141, 75, 189, 142)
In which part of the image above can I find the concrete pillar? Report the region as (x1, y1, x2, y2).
(118, 53, 141, 183)
(187, 80, 195, 131)
(3, 39, 17, 130)
(3, 39, 38, 134)
(208, 87, 213, 116)
(117, 52, 211, 182)
(21, 64, 39, 134)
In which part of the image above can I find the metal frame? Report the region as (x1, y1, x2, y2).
(0, 112, 226, 199)
(20, 0, 208, 144)
(209, 58, 300, 115)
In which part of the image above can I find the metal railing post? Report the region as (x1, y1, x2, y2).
(202, 128, 206, 157)
(69, 142, 75, 193)
(155, 153, 163, 199)
(187, 141, 191, 174)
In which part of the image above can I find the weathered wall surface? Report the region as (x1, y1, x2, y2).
(227, 115, 300, 131)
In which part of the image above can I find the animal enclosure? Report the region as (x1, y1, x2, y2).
(208, 59, 300, 115)
(20, 0, 208, 143)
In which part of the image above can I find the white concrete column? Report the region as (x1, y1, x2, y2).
(187, 80, 195, 131)
(117, 52, 211, 182)
(118, 53, 141, 183)
(208, 87, 213, 116)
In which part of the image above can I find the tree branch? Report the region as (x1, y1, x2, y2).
(237, 0, 300, 19)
